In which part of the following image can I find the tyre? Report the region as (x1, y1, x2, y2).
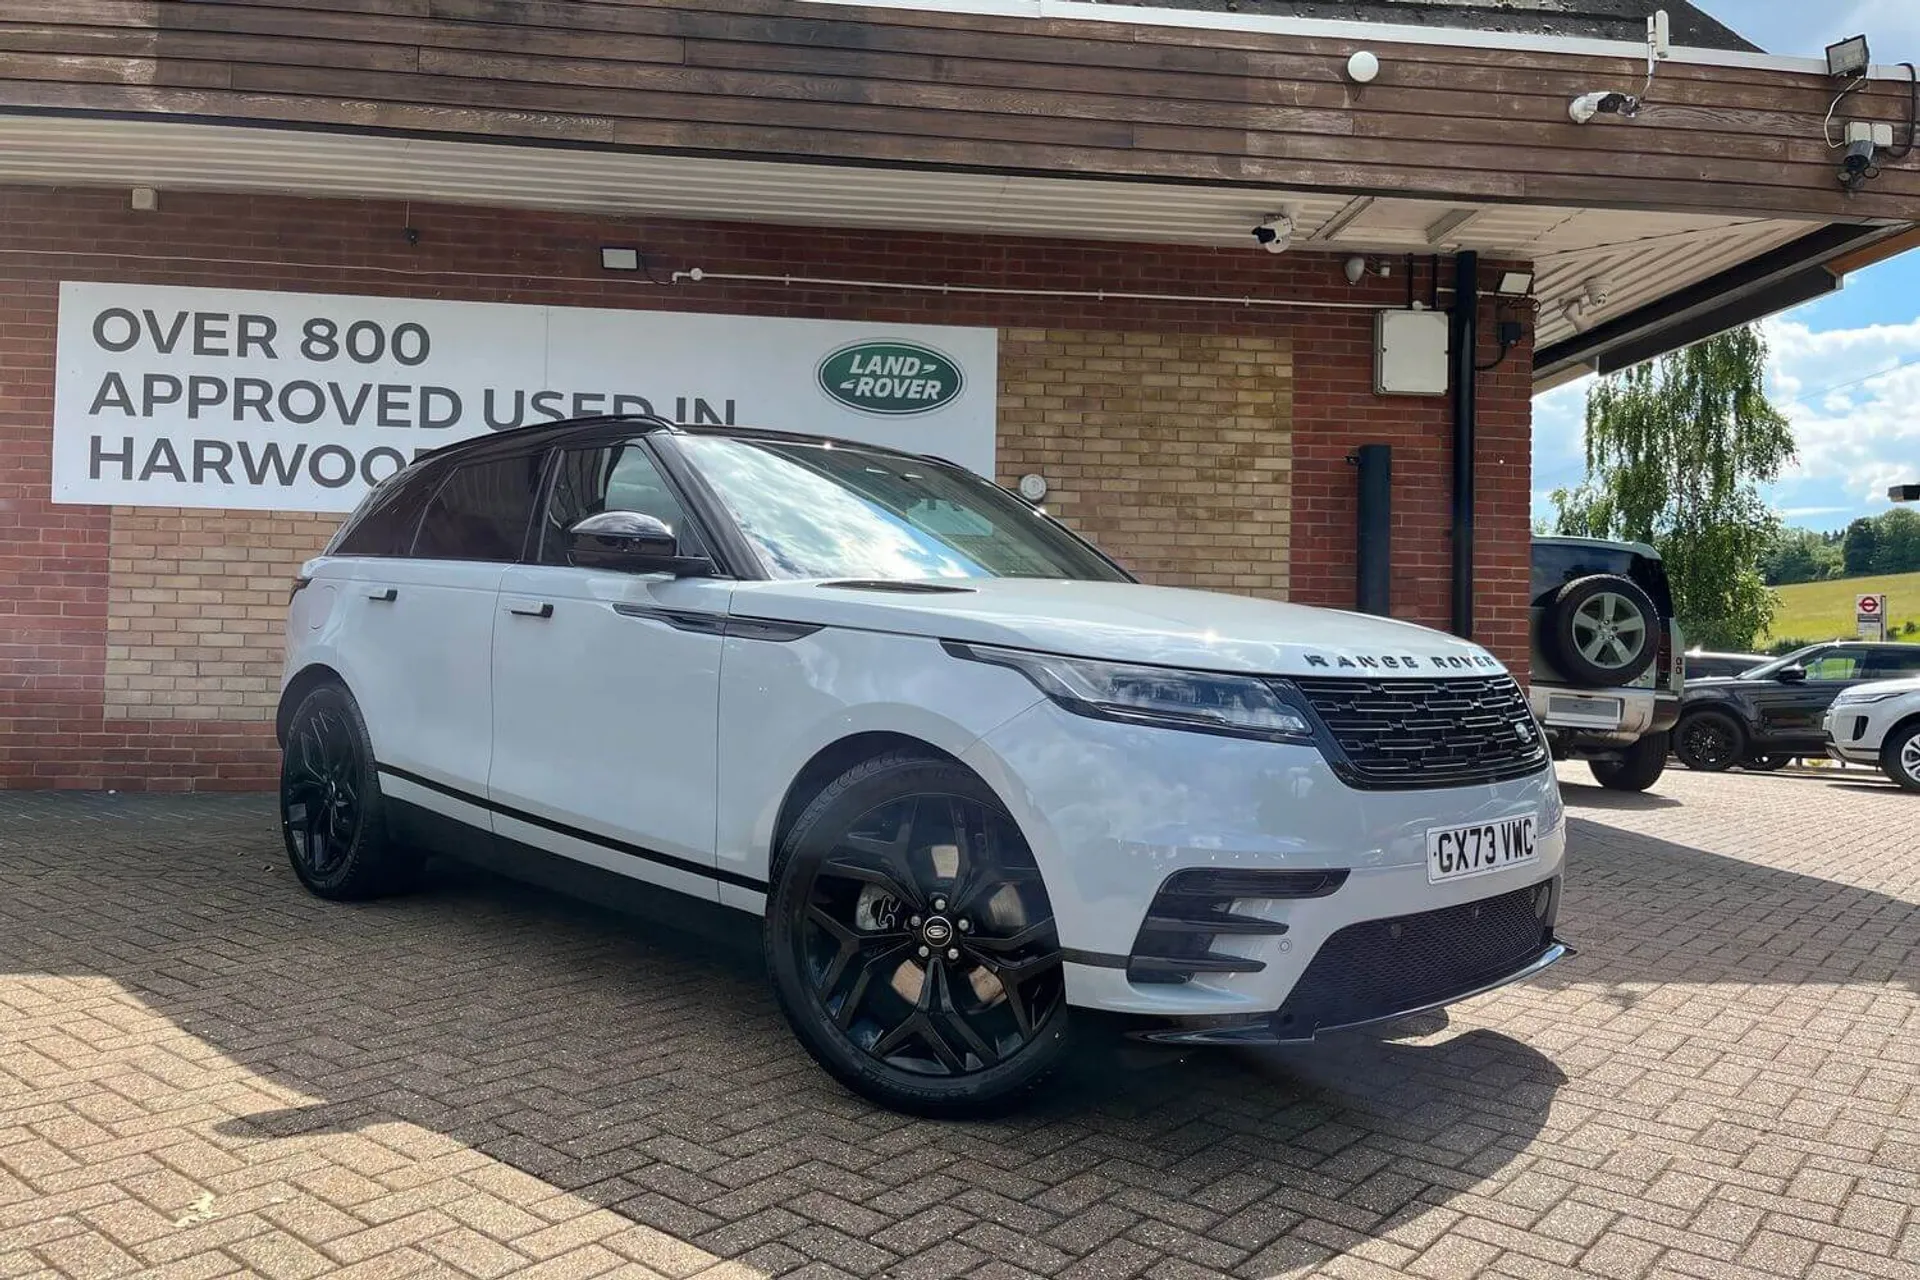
(1543, 575, 1659, 687)
(279, 682, 422, 900)
(1589, 731, 1667, 791)
(1743, 754, 1791, 772)
(1675, 710, 1746, 772)
(764, 750, 1071, 1116)
(1881, 721, 1920, 793)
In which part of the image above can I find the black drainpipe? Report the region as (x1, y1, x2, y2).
(1449, 251, 1479, 639)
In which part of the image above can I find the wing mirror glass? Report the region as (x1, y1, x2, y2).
(566, 511, 711, 576)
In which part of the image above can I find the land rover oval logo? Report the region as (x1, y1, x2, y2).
(818, 341, 963, 416)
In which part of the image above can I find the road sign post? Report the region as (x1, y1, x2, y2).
(1857, 592, 1888, 641)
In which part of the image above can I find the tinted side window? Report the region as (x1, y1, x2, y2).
(411, 455, 543, 562)
(1868, 647, 1920, 677)
(331, 469, 428, 557)
(539, 442, 703, 565)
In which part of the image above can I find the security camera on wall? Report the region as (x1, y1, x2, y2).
(1251, 213, 1295, 254)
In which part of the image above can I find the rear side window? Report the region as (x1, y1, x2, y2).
(411, 454, 543, 562)
(1869, 647, 1920, 678)
(331, 469, 428, 558)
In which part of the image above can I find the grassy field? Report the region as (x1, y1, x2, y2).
(1762, 570, 1920, 645)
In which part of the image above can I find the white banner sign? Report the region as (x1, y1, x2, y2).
(53, 282, 998, 512)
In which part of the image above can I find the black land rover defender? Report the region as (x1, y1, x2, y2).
(1529, 536, 1685, 792)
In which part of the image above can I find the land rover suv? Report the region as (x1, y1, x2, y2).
(1529, 536, 1684, 792)
(279, 415, 1569, 1114)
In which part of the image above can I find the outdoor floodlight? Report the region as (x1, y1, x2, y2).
(1827, 35, 1870, 78)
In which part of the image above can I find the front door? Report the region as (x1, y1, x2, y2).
(488, 438, 732, 900)
(1755, 647, 1868, 745)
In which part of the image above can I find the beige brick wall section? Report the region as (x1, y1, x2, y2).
(106, 508, 338, 720)
(101, 329, 1290, 722)
(997, 329, 1291, 596)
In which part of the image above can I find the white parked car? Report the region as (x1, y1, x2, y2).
(279, 417, 1569, 1114)
(1824, 676, 1920, 791)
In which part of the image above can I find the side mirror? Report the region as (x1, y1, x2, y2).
(567, 511, 709, 576)
(1776, 664, 1808, 683)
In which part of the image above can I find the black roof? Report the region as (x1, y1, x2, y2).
(414, 415, 951, 467)
(1086, 0, 1760, 52)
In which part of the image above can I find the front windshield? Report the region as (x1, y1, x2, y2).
(678, 435, 1129, 583)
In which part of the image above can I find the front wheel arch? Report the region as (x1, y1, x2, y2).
(771, 732, 967, 875)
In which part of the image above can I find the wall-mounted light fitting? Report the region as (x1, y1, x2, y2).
(1017, 474, 1049, 502)
(1827, 34, 1871, 78)
(1495, 271, 1535, 297)
(601, 246, 641, 271)
(1346, 51, 1380, 84)
(130, 187, 158, 212)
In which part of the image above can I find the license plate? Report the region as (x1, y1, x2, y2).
(1546, 694, 1622, 729)
(1427, 815, 1538, 885)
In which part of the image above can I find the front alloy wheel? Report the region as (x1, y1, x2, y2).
(765, 752, 1070, 1115)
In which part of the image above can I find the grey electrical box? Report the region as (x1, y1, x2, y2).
(1374, 309, 1451, 396)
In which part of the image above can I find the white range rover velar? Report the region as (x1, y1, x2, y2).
(279, 417, 1569, 1114)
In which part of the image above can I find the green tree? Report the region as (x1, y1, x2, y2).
(1549, 326, 1792, 651)
(1872, 507, 1920, 574)
(1843, 517, 1880, 576)
(1761, 527, 1828, 586)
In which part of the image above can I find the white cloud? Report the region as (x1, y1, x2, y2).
(1760, 316, 1920, 506)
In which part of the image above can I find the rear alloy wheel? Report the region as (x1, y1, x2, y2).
(279, 683, 420, 900)
(1883, 723, 1920, 793)
(765, 752, 1070, 1116)
(1675, 711, 1746, 773)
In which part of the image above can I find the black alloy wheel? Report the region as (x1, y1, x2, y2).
(765, 752, 1070, 1115)
(1675, 711, 1745, 773)
(279, 683, 419, 900)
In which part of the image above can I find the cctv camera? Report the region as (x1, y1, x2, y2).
(1582, 278, 1612, 309)
(1252, 213, 1295, 254)
(1568, 90, 1636, 124)
(1840, 138, 1878, 191)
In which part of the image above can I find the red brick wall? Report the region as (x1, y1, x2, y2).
(0, 185, 1532, 789)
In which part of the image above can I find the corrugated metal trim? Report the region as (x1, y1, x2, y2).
(0, 114, 1832, 380)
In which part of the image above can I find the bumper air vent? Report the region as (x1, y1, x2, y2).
(1128, 867, 1348, 986)
(1271, 878, 1559, 1035)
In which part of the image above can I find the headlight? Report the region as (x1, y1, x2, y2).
(1834, 690, 1903, 705)
(946, 642, 1316, 743)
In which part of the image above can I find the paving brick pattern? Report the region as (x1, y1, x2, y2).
(0, 766, 1915, 1279)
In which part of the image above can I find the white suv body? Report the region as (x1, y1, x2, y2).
(1824, 676, 1920, 791)
(279, 417, 1568, 1113)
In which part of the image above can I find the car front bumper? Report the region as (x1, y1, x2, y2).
(961, 700, 1570, 1027)
(1823, 702, 1891, 763)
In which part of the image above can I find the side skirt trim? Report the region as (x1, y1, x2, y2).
(375, 762, 770, 893)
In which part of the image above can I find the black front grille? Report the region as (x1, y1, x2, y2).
(1291, 675, 1549, 789)
(1272, 879, 1558, 1036)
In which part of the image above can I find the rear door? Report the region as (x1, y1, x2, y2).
(343, 452, 542, 812)
(487, 437, 733, 899)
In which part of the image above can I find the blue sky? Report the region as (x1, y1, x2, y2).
(1532, 1, 1920, 534)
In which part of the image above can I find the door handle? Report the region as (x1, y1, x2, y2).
(508, 602, 554, 619)
(368, 587, 397, 602)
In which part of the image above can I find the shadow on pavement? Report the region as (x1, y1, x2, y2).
(1556, 780, 1682, 811)
(0, 792, 1575, 1279)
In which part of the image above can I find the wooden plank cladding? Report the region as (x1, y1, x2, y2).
(1, 0, 1917, 222)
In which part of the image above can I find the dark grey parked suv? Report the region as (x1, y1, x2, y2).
(1528, 536, 1684, 791)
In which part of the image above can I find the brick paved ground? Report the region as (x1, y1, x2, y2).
(0, 766, 1915, 1280)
